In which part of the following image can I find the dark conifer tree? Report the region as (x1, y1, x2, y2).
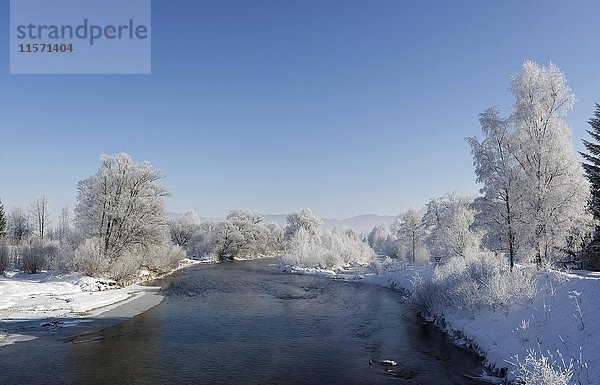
(0, 198, 6, 238)
(580, 103, 600, 267)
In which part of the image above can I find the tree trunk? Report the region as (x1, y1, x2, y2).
(505, 192, 515, 271)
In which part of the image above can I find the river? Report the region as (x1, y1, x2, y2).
(0, 259, 490, 384)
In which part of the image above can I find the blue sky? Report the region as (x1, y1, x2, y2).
(1, 0, 599, 219)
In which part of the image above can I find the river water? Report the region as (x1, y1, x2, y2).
(0, 259, 490, 384)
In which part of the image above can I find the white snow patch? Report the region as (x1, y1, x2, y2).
(0, 333, 36, 347)
(0, 260, 200, 347)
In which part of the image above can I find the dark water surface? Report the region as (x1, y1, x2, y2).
(0, 259, 490, 384)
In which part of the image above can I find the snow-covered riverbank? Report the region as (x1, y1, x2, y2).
(0, 258, 201, 347)
(283, 264, 600, 383)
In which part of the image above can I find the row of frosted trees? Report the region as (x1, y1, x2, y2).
(168, 208, 284, 262)
(367, 62, 597, 270)
(168, 208, 371, 269)
(367, 193, 481, 267)
(0, 194, 76, 274)
(1, 61, 597, 278)
(0, 195, 69, 246)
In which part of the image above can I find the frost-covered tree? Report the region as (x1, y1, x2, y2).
(75, 153, 171, 268)
(283, 227, 374, 269)
(188, 219, 219, 258)
(322, 229, 374, 267)
(396, 209, 426, 264)
(225, 209, 284, 259)
(227, 208, 264, 227)
(29, 194, 51, 239)
(469, 62, 592, 265)
(510, 62, 591, 264)
(212, 220, 243, 261)
(20, 239, 58, 274)
(169, 211, 201, 249)
(367, 223, 395, 255)
(468, 108, 520, 269)
(425, 194, 481, 262)
(74, 237, 109, 277)
(421, 198, 440, 241)
(7, 207, 30, 243)
(56, 205, 72, 245)
(186, 209, 284, 261)
(0, 198, 6, 238)
(284, 208, 323, 241)
(283, 227, 321, 267)
(283, 209, 374, 268)
(265, 222, 285, 255)
(227, 209, 265, 258)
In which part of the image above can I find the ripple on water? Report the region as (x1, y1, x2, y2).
(0, 260, 493, 385)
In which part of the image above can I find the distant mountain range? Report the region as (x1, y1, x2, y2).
(263, 214, 397, 233)
(326, 214, 398, 233)
(168, 212, 398, 233)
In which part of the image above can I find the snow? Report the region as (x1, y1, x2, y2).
(465, 370, 505, 384)
(0, 258, 202, 348)
(283, 264, 600, 383)
(0, 272, 147, 347)
(433, 270, 599, 382)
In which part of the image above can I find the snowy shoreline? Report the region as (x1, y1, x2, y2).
(0, 258, 201, 348)
(281, 263, 600, 383)
(5, 255, 598, 383)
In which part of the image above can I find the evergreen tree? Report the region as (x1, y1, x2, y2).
(0, 198, 6, 238)
(581, 104, 600, 221)
(580, 103, 600, 265)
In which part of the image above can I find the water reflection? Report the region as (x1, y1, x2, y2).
(68, 309, 160, 384)
(0, 260, 490, 385)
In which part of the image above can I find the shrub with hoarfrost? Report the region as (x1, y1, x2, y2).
(282, 228, 327, 267)
(20, 240, 58, 274)
(145, 242, 186, 272)
(369, 256, 403, 274)
(410, 273, 440, 315)
(75, 237, 109, 277)
(282, 227, 374, 269)
(411, 250, 538, 316)
(48, 243, 75, 274)
(511, 349, 573, 385)
(108, 243, 184, 281)
(108, 252, 144, 281)
(323, 230, 374, 267)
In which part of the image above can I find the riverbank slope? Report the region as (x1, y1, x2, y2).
(284, 264, 600, 383)
(0, 258, 200, 347)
